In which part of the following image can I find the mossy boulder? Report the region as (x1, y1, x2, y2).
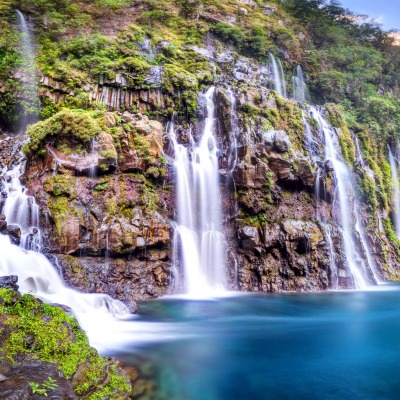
(23, 110, 102, 156)
(0, 287, 132, 399)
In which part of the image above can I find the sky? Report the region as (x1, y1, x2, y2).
(338, 0, 400, 31)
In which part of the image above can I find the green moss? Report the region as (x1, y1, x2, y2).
(47, 196, 71, 236)
(357, 175, 378, 213)
(133, 130, 151, 162)
(94, 182, 108, 191)
(44, 175, 75, 197)
(326, 103, 356, 167)
(0, 289, 131, 397)
(23, 109, 102, 155)
(384, 217, 400, 247)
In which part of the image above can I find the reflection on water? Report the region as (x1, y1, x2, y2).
(108, 286, 400, 400)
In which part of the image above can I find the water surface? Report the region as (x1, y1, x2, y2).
(112, 286, 400, 400)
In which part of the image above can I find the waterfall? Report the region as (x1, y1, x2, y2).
(308, 107, 369, 288)
(388, 146, 400, 238)
(321, 223, 338, 289)
(269, 54, 287, 98)
(89, 138, 97, 178)
(15, 10, 39, 131)
(171, 87, 226, 296)
(292, 66, 311, 103)
(1, 163, 130, 348)
(2, 163, 41, 252)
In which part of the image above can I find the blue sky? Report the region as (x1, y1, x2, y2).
(338, 0, 399, 31)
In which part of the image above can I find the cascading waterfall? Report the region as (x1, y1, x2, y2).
(89, 138, 97, 178)
(0, 162, 130, 348)
(308, 107, 369, 288)
(15, 10, 38, 131)
(269, 54, 287, 98)
(302, 110, 336, 278)
(2, 163, 41, 251)
(321, 223, 338, 289)
(388, 145, 400, 238)
(292, 66, 311, 103)
(171, 87, 226, 296)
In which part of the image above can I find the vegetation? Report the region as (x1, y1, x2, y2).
(0, 288, 131, 397)
(23, 109, 102, 155)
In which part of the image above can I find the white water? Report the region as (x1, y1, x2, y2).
(2, 163, 41, 251)
(309, 107, 368, 289)
(388, 146, 400, 238)
(321, 223, 338, 289)
(292, 66, 310, 103)
(269, 54, 287, 98)
(15, 10, 38, 130)
(16, 10, 36, 84)
(171, 87, 226, 297)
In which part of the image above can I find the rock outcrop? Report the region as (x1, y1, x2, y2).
(0, 283, 132, 399)
(19, 111, 173, 309)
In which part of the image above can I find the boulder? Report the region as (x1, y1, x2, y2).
(3, 224, 21, 246)
(281, 220, 323, 250)
(267, 153, 291, 180)
(297, 159, 316, 187)
(274, 130, 291, 153)
(240, 226, 260, 250)
(0, 360, 77, 400)
(0, 275, 19, 291)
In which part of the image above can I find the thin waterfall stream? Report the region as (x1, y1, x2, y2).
(388, 146, 400, 238)
(269, 54, 287, 98)
(15, 10, 38, 131)
(292, 65, 311, 102)
(170, 87, 226, 296)
(307, 106, 371, 288)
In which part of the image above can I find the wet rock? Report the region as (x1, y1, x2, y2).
(0, 360, 76, 400)
(146, 284, 157, 296)
(0, 374, 6, 382)
(0, 275, 19, 291)
(274, 130, 291, 153)
(267, 153, 291, 180)
(97, 131, 118, 173)
(281, 220, 322, 250)
(297, 159, 316, 187)
(56, 253, 172, 309)
(3, 225, 21, 246)
(72, 358, 130, 400)
(240, 226, 260, 250)
(264, 224, 281, 248)
(0, 219, 7, 232)
(233, 160, 269, 189)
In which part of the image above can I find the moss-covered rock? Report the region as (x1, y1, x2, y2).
(0, 287, 131, 399)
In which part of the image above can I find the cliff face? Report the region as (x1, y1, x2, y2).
(1, 0, 400, 303)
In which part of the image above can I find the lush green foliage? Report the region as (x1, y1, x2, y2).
(23, 109, 102, 154)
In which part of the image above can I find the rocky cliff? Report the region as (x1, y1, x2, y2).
(1, 0, 400, 304)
